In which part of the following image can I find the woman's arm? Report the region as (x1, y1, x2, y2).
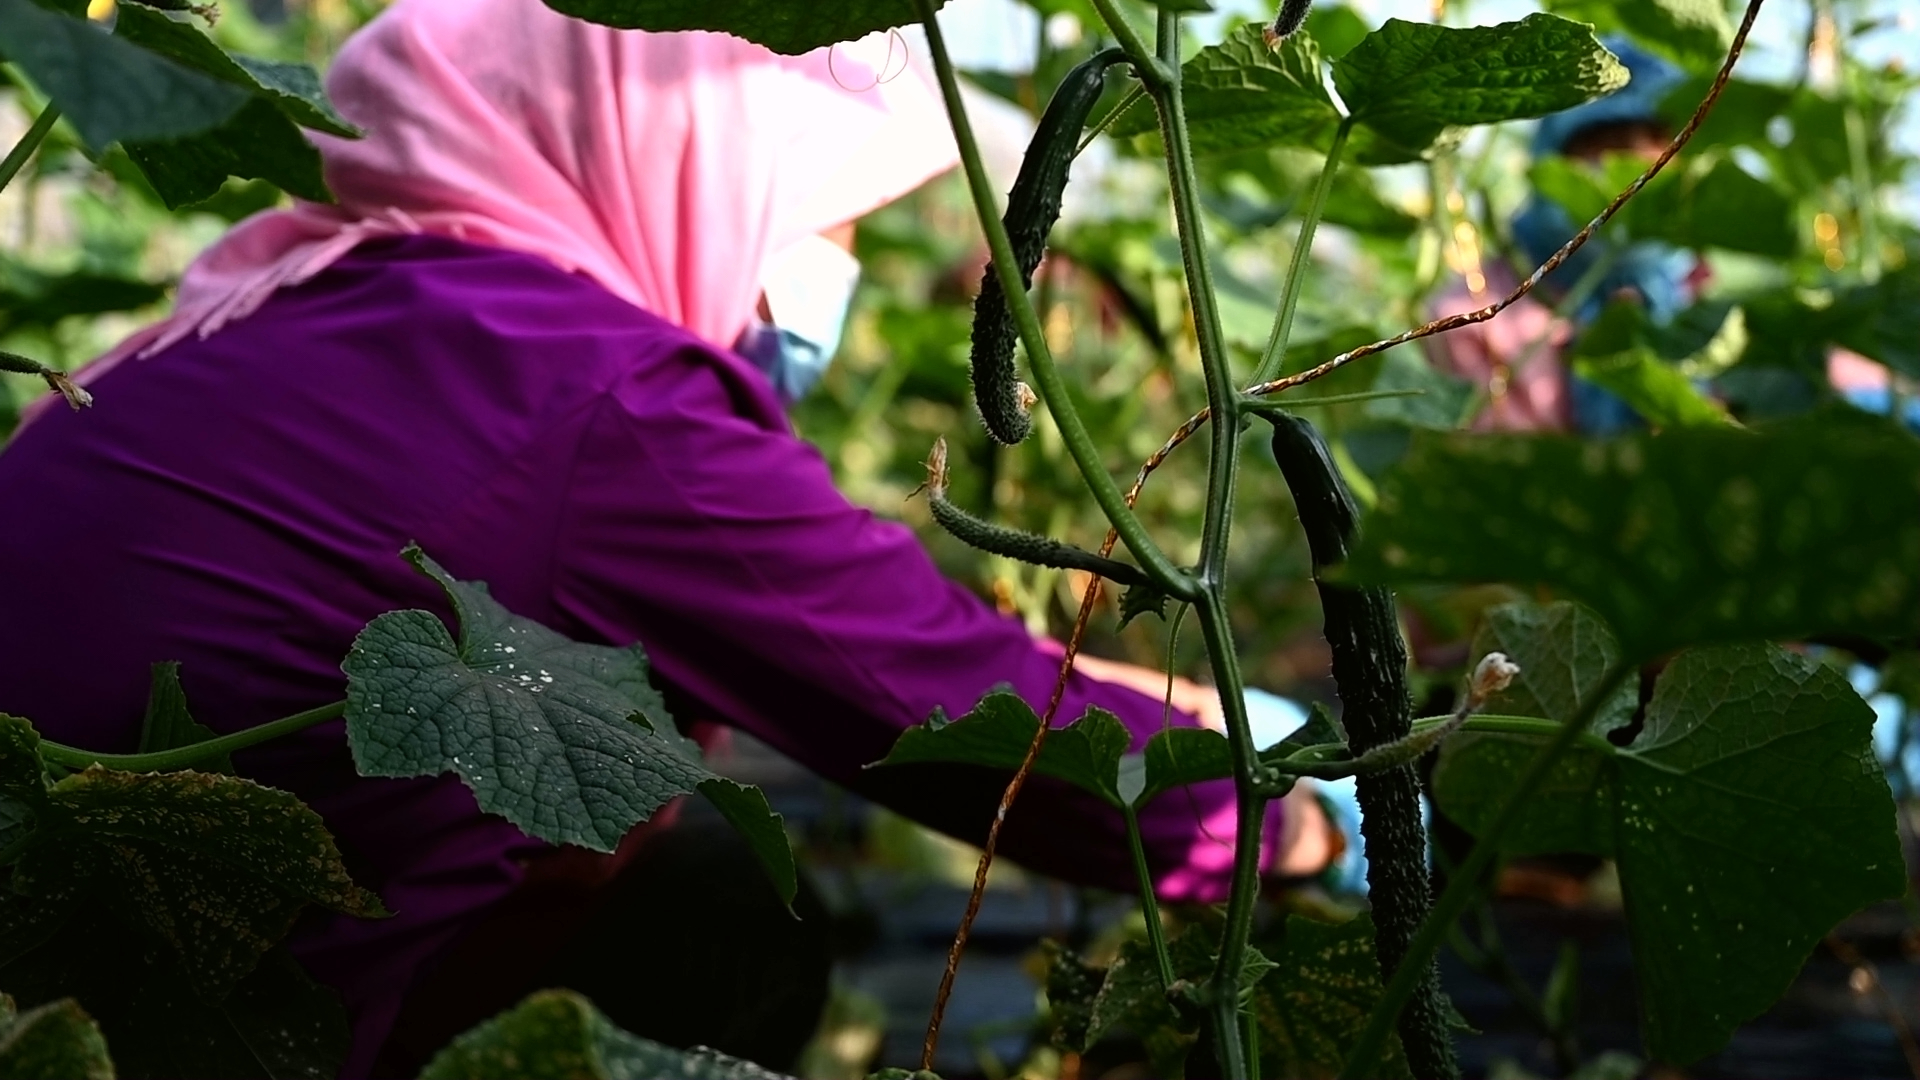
(550, 338, 1289, 901)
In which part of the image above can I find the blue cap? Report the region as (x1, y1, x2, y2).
(1532, 36, 1686, 157)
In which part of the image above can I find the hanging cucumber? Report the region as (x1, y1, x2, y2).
(969, 47, 1128, 445)
(922, 439, 1147, 585)
(1267, 412, 1460, 1080)
(1264, 0, 1314, 44)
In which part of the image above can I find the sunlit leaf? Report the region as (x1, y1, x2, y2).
(1544, 0, 1733, 67)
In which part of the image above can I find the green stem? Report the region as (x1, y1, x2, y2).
(1843, 101, 1882, 282)
(0, 101, 60, 195)
(912, 0, 1195, 602)
(1149, 15, 1239, 583)
(1338, 661, 1635, 1080)
(1251, 116, 1354, 386)
(1145, 11, 1261, 1076)
(1194, 590, 1264, 1080)
(36, 700, 346, 773)
(1123, 805, 1177, 991)
(1077, 84, 1144, 157)
(1084, 0, 1169, 87)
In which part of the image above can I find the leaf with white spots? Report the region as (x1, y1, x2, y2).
(1255, 913, 1412, 1080)
(1344, 410, 1920, 660)
(8, 766, 385, 1001)
(1432, 644, 1903, 1064)
(343, 546, 795, 901)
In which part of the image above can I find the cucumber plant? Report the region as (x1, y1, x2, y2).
(2, 0, 1916, 1078)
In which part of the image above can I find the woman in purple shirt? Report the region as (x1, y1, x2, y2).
(0, 1, 1323, 1073)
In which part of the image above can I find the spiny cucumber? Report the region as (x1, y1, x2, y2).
(1267, 412, 1459, 1080)
(922, 439, 1147, 586)
(969, 48, 1128, 445)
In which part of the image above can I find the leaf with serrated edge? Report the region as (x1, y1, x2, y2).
(1136, 705, 1344, 807)
(537, 0, 945, 56)
(1255, 913, 1412, 1079)
(1345, 410, 1920, 660)
(1433, 644, 1904, 1064)
(1333, 14, 1627, 161)
(344, 547, 795, 902)
(422, 988, 792, 1080)
(871, 692, 1132, 807)
(1544, 0, 1733, 65)
(0, 0, 246, 148)
(1473, 601, 1638, 736)
(111, 6, 358, 136)
(1109, 26, 1344, 157)
(13, 768, 384, 1000)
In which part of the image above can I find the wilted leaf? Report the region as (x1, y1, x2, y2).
(1433, 645, 1904, 1063)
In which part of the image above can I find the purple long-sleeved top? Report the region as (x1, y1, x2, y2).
(0, 235, 1274, 1073)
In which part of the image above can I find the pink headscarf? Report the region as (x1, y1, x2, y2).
(43, 0, 956, 404)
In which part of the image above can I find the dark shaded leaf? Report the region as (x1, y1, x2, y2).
(421, 988, 792, 1079)
(536, 0, 944, 55)
(1344, 410, 1920, 659)
(1433, 645, 1904, 1063)
(0, 0, 245, 148)
(126, 96, 329, 207)
(110, 6, 357, 137)
(1471, 601, 1638, 736)
(13, 767, 384, 1000)
(1254, 913, 1412, 1079)
(871, 692, 1131, 806)
(136, 662, 232, 774)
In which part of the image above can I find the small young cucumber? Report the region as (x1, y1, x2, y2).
(922, 439, 1146, 586)
(970, 48, 1128, 445)
(1267, 412, 1460, 1080)
(1264, 0, 1313, 44)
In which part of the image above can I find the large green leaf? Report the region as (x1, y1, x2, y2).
(1470, 602, 1638, 736)
(1543, 0, 1733, 67)
(0, 997, 112, 1080)
(1433, 645, 1904, 1064)
(109, 6, 357, 137)
(421, 988, 792, 1080)
(125, 96, 329, 207)
(536, 0, 944, 55)
(11, 766, 385, 1000)
(343, 547, 794, 900)
(1333, 15, 1627, 162)
(1131, 704, 1344, 806)
(1109, 26, 1344, 157)
(1344, 410, 1920, 659)
(871, 692, 1131, 807)
(0, 0, 247, 148)
(1253, 914, 1412, 1080)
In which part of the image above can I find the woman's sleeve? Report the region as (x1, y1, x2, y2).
(552, 341, 1283, 901)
